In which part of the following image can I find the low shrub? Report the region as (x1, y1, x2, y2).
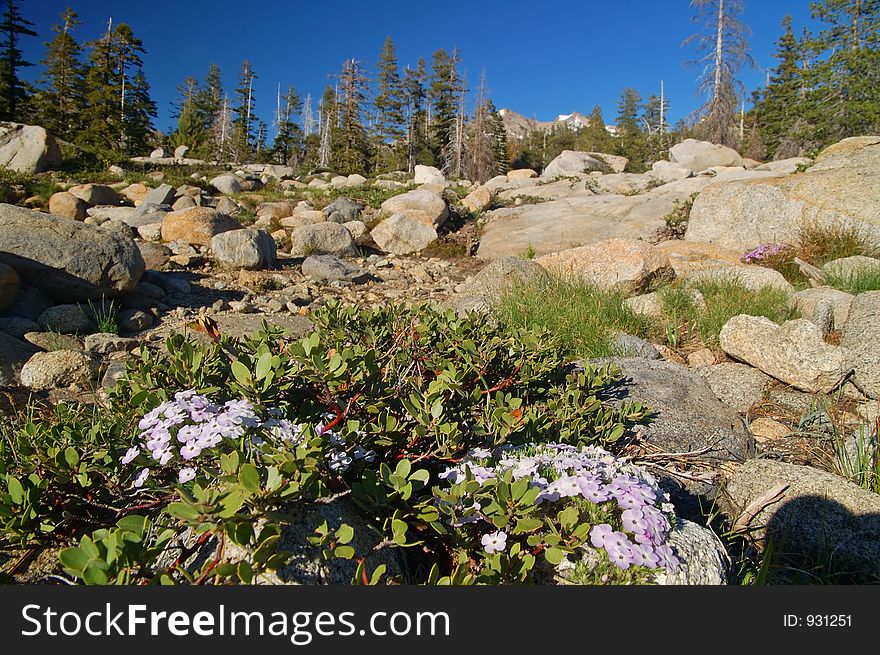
(2, 303, 658, 585)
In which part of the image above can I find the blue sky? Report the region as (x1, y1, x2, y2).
(20, 0, 819, 135)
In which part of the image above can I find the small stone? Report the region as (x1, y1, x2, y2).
(37, 304, 94, 334)
(749, 417, 791, 442)
(118, 309, 153, 332)
(20, 350, 96, 390)
(687, 348, 716, 368)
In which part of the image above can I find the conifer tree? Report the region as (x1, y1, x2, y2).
(171, 77, 206, 152)
(35, 8, 84, 138)
(614, 88, 646, 170)
(80, 21, 154, 156)
(0, 0, 35, 121)
(429, 48, 465, 167)
(374, 36, 405, 171)
(683, 0, 753, 146)
(579, 105, 614, 154)
(231, 60, 257, 162)
(196, 63, 224, 159)
(272, 85, 304, 166)
(753, 16, 806, 158)
(403, 58, 432, 170)
(490, 102, 509, 174)
(317, 85, 336, 169)
(332, 58, 371, 174)
(642, 92, 671, 162)
(808, 0, 880, 141)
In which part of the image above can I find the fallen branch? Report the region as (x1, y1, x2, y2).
(731, 482, 790, 534)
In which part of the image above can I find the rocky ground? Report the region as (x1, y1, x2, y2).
(1, 124, 880, 581)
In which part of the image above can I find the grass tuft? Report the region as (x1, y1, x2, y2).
(494, 275, 654, 358)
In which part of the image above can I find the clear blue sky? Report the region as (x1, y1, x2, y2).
(20, 0, 819, 135)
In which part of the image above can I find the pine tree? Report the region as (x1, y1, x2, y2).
(231, 60, 257, 162)
(171, 77, 206, 152)
(465, 70, 496, 183)
(0, 0, 35, 121)
(683, 0, 754, 146)
(615, 88, 646, 170)
(429, 48, 465, 167)
(753, 16, 806, 158)
(272, 84, 304, 166)
(197, 63, 224, 160)
(123, 68, 157, 154)
(579, 105, 614, 154)
(374, 36, 405, 172)
(403, 58, 432, 170)
(80, 21, 153, 156)
(808, 0, 880, 141)
(34, 8, 84, 138)
(490, 102, 509, 174)
(642, 92, 671, 162)
(332, 58, 371, 175)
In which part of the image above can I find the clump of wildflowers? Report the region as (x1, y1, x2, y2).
(439, 444, 680, 575)
(741, 242, 794, 265)
(123, 391, 307, 484)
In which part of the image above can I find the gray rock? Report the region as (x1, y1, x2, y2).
(141, 183, 176, 207)
(68, 183, 118, 207)
(0, 261, 19, 311)
(24, 331, 82, 352)
(823, 255, 880, 279)
(288, 222, 359, 258)
(840, 291, 880, 398)
(754, 157, 811, 174)
(542, 150, 620, 178)
(608, 334, 661, 359)
(323, 197, 364, 224)
(0, 284, 53, 321)
(215, 197, 239, 215)
(0, 316, 39, 339)
(0, 331, 38, 385)
(588, 357, 754, 462)
(37, 304, 94, 334)
(48, 191, 88, 221)
(654, 518, 729, 585)
(0, 122, 61, 173)
(173, 145, 189, 159)
(647, 160, 693, 183)
(720, 315, 853, 394)
(211, 228, 277, 270)
(20, 350, 96, 390)
(227, 498, 407, 584)
(793, 287, 853, 331)
(118, 309, 153, 333)
(684, 137, 880, 252)
(149, 147, 164, 159)
(669, 139, 742, 172)
(455, 256, 546, 301)
(84, 333, 140, 354)
(724, 459, 880, 580)
(413, 164, 446, 185)
(682, 264, 794, 294)
(137, 242, 171, 270)
(696, 362, 774, 414)
(0, 203, 145, 301)
(379, 189, 448, 227)
(210, 174, 242, 195)
(171, 195, 196, 211)
(370, 213, 438, 255)
(302, 255, 371, 284)
(142, 271, 191, 296)
(101, 360, 129, 390)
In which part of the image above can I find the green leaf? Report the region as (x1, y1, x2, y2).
(512, 517, 543, 534)
(59, 547, 90, 572)
(255, 351, 274, 381)
(64, 447, 80, 468)
(220, 451, 240, 476)
(167, 502, 201, 521)
(237, 560, 254, 584)
(544, 547, 566, 566)
(391, 519, 408, 544)
(231, 360, 252, 386)
(557, 505, 579, 532)
(336, 524, 354, 545)
(395, 459, 412, 480)
(6, 476, 23, 504)
(239, 463, 261, 494)
(334, 545, 355, 559)
(116, 515, 149, 536)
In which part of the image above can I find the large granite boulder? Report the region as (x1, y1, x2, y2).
(840, 291, 880, 398)
(0, 122, 62, 173)
(719, 315, 853, 394)
(669, 139, 743, 172)
(0, 203, 144, 301)
(685, 136, 880, 251)
(160, 207, 242, 246)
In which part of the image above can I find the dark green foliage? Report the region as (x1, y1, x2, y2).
(332, 59, 372, 175)
(33, 8, 84, 139)
(231, 60, 257, 162)
(614, 88, 647, 170)
(578, 105, 614, 154)
(373, 37, 405, 172)
(0, 0, 36, 121)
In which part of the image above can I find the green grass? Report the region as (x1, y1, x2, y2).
(824, 266, 880, 294)
(494, 275, 654, 358)
(88, 299, 120, 335)
(657, 278, 799, 347)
